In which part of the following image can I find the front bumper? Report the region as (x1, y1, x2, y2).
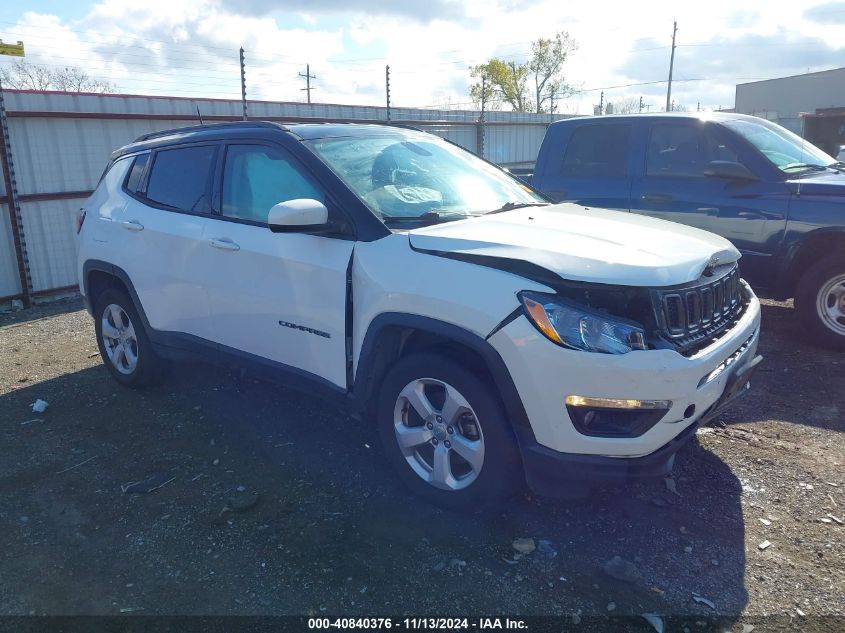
(488, 287, 762, 491)
(517, 351, 762, 495)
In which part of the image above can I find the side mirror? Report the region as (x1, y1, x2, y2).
(704, 161, 757, 181)
(268, 199, 329, 233)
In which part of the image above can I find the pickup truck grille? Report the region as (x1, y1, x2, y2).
(652, 265, 744, 355)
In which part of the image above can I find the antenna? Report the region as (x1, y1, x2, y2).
(196, 105, 204, 126)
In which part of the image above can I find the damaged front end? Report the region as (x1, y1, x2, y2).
(415, 245, 749, 357)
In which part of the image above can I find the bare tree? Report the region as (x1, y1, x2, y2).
(0, 60, 115, 93)
(528, 32, 577, 114)
(610, 97, 641, 114)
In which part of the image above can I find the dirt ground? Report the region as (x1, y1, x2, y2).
(0, 298, 842, 631)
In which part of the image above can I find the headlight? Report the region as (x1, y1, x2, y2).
(519, 291, 647, 354)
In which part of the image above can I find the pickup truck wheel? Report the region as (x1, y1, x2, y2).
(795, 254, 845, 352)
(377, 353, 522, 511)
(94, 288, 165, 386)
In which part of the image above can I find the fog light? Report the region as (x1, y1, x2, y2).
(565, 395, 671, 438)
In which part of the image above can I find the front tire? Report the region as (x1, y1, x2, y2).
(377, 353, 522, 511)
(94, 288, 165, 386)
(795, 254, 845, 352)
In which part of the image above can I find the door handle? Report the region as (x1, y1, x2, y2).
(209, 237, 240, 252)
(640, 193, 673, 203)
(120, 220, 144, 231)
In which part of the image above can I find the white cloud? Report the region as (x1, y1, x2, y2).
(0, 0, 843, 112)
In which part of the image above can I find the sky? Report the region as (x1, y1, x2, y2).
(1, 0, 844, 114)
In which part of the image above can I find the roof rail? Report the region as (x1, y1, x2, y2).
(134, 120, 287, 143)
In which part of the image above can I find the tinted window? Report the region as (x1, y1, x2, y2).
(647, 124, 740, 177)
(146, 145, 216, 212)
(222, 144, 325, 223)
(125, 153, 149, 193)
(561, 124, 631, 178)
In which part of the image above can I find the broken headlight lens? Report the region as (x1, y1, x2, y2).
(519, 291, 647, 354)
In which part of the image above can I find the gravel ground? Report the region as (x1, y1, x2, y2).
(0, 298, 842, 632)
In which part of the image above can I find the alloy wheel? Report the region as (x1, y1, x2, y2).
(393, 378, 485, 491)
(101, 304, 139, 375)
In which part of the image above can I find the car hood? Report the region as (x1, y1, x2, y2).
(785, 170, 845, 196)
(407, 203, 740, 287)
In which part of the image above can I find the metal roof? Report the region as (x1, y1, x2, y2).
(549, 112, 757, 127)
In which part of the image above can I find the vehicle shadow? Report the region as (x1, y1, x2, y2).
(716, 301, 844, 433)
(0, 360, 747, 629)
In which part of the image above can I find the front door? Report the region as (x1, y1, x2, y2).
(630, 121, 788, 284)
(199, 142, 354, 389)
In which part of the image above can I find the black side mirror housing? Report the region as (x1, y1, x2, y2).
(704, 160, 758, 181)
(270, 219, 348, 235)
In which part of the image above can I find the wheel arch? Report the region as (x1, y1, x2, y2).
(781, 228, 845, 298)
(350, 313, 532, 437)
(82, 260, 151, 329)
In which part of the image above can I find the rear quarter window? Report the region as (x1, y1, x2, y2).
(124, 153, 150, 194)
(561, 124, 631, 178)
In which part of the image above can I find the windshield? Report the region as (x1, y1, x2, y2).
(722, 117, 835, 172)
(305, 132, 545, 225)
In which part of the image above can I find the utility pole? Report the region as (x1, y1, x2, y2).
(639, 96, 644, 113)
(479, 77, 486, 159)
(385, 65, 391, 122)
(239, 47, 247, 120)
(665, 20, 677, 113)
(599, 91, 604, 115)
(0, 41, 33, 306)
(299, 64, 316, 104)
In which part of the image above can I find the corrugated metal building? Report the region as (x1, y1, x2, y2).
(0, 90, 571, 305)
(735, 67, 845, 134)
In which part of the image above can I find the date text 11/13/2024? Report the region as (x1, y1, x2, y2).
(308, 618, 528, 630)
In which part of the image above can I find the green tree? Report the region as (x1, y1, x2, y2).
(470, 31, 577, 113)
(470, 59, 529, 112)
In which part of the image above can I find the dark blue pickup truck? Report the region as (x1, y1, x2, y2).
(531, 113, 845, 350)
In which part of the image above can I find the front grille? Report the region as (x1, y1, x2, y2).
(652, 265, 745, 355)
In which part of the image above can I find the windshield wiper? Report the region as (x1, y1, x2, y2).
(782, 162, 828, 172)
(485, 201, 550, 215)
(381, 211, 467, 225)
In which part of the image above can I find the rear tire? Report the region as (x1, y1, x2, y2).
(794, 253, 845, 352)
(376, 353, 523, 511)
(94, 288, 166, 386)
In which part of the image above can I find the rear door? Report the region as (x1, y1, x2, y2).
(112, 143, 216, 338)
(539, 122, 633, 211)
(198, 141, 354, 389)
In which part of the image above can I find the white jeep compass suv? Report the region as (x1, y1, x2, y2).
(77, 121, 762, 509)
